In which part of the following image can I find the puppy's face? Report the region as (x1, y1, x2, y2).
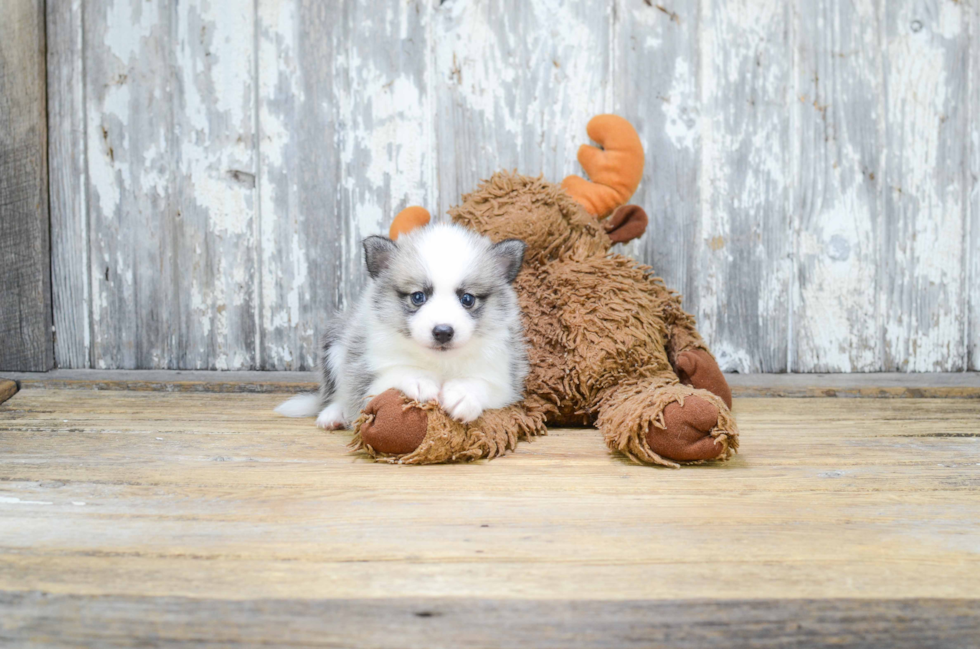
(364, 224, 525, 352)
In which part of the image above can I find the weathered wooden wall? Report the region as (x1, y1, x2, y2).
(1, 0, 52, 372)
(45, 0, 980, 372)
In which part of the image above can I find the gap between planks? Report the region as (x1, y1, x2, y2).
(0, 370, 979, 398)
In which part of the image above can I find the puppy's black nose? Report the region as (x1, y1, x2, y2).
(432, 325, 454, 344)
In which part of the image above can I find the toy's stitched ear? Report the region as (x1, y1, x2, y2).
(604, 205, 648, 244)
(389, 206, 431, 240)
(561, 115, 644, 218)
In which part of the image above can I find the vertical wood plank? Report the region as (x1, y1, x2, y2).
(85, 0, 178, 368)
(793, 0, 883, 372)
(0, 0, 52, 371)
(340, 0, 434, 309)
(173, 1, 257, 369)
(257, 1, 346, 370)
(258, 0, 432, 370)
(615, 0, 701, 317)
(47, 0, 90, 369)
(969, 1, 979, 372)
(433, 0, 612, 218)
(697, 0, 793, 372)
(84, 0, 258, 369)
(880, 0, 969, 371)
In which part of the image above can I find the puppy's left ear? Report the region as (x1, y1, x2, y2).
(492, 239, 526, 284)
(363, 236, 397, 279)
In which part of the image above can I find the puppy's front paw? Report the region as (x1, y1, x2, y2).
(397, 376, 440, 404)
(439, 383, 485, 423)
(315, 404, 347, 430)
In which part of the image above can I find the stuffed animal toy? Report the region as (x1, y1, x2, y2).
(351, 115, 739, 468)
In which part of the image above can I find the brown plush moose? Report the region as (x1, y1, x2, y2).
(351, 115, 738, 468)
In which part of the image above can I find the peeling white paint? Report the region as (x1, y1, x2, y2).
(793, 0, 883, 373)
(662, 59, 699, 152)
(883, 1, 968, 371)
(0, 496, 53, 506)
(54, 0, 977, 373)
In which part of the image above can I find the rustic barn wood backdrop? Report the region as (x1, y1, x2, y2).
(40, 0, 980, 373)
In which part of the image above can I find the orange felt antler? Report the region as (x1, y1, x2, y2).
(389, 206, 431, 240)
(561, 115, 644, 218)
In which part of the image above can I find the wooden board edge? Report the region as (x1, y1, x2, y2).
(0, 0, 53, 372)
(1, 371, 978, 398)
(10, 378, 319, 394)
(1, 592, 977, 648)
(0, 380, 18, 404)
(731, 385, 980, 399)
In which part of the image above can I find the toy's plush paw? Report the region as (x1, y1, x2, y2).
(359, 389, 428, 455)
(646, 395, 727, 463)
(674, 350, 733, 409)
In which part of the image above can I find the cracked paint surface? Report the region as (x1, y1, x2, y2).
(51, 0, 980, 372)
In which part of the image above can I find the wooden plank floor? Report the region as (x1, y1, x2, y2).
(1, 388, 979, 647)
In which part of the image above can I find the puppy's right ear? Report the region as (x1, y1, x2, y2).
(363, 236, 397, 279)
(492, 239, 527, 284)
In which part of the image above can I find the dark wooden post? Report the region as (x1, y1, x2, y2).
(0, 0, 52, 371)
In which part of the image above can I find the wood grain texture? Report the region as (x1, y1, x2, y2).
(2, 593, 978, 649)
(82, 0, 259, 370)
(3, 369, 980, 398)
(0, 0, 52, 372)
(616, 0, 701, 308)
(173, 1, 258, 370)
(433, 0, 613, 218)
(2, 369, 319, 393)
(84, 0, 177, 369)
(341, 0, 434, 307)
(0, 380, 17, 405)
(970, 0, 979, 372)
(794, 0, 883, 372)
(257, 0, 433, 370)
(47, 1, 977, 372)
(257, 0, 344, 371)
(47, 0, 90, 369)
(1, 389, 979, 605)
(880, 0, 970, 371)
(697, 0, 793, 373)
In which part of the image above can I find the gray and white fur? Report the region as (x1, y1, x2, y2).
(276, 223, 528, 428)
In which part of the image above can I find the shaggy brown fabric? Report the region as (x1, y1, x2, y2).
(457, 171, 738, 465)
(351, 390, 546, 464)
(350, 168, 738, 468)
(597, 380, 738, 469)
(450, 173, 611, 266)
(674, 349, 733, 409)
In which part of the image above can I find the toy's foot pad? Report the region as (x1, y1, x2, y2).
(646, 395, 727, 463)
(674, 349, 733, 409)
(359, 389, 428, 455)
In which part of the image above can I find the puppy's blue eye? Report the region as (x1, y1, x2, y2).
(410, 292, 426, 306)
(460, 293, 475, 308)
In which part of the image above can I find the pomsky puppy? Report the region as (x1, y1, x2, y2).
(276, 223, 528, 429)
